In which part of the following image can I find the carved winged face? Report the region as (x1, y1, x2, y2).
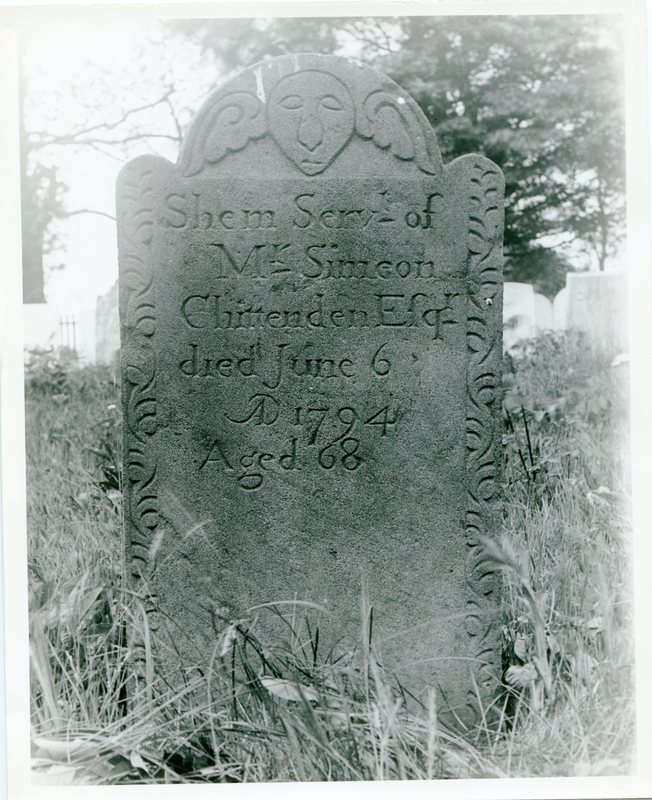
(268, 71, 355, 175)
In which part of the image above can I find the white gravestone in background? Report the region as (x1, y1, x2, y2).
(503, 282, 536, 350)
(566, 272, 628, 356)
(552, 287, 568, 331)
(502, 274, 628, 355)
(533, 293, 553, 332)
(96, 281, 120, 364)
(74, 308, 96, 364)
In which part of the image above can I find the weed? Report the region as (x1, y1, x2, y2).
(25, 333, 634, 783)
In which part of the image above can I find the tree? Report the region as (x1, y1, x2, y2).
(170, 15, 625, 295)
(19, 25, 203, 303)
(19, 81, 176, 302)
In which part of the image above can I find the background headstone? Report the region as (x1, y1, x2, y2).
(533, 293, 553, 332)
(73, 308, 96, 364)
(552, 286, 568, 331)
(117, 54, 504, 725)
(96, 281, 120, 364)
(566, 272, 628, 356)
(503, 281, 535, 350)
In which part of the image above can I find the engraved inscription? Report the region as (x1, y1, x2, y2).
(198, 401, 401, 490)
(199, 435, 299, 490)
(161, 190, 444, 232)
(162, 192, 277, 230)
(179, 292, 462, 335)
(292, 190, 396, 228)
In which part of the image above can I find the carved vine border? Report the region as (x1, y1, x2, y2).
(117, 156, 171, 672)
(464, 155, 505, 724)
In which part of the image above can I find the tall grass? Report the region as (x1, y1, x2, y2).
(25, 335, 634, 784)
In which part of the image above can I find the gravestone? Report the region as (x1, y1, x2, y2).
(117, 54, 504, 725)
(503, 281, 535, 350)
(74, 307, 97, 365)
(553, 286, 568, 331)
(96, 281, 120, 364)
(534, 293, 553, 332)
(566, 272, 628, 356)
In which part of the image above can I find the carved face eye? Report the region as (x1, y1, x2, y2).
(320, 94, 343, 111)
(279, 94, 303, 110)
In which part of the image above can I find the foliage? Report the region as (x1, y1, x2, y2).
(172, 16, 341, 69)
(377, 16, 625, 273)
(25, 333, 634, 783)
(503, 247, 571, 300)
(502, 330, 629, 499)
(498, 332, 631, 773)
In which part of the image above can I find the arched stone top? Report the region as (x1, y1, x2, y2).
(177, 53, 443, 178)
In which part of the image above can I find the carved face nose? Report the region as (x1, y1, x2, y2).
(298, 109, 323, 152)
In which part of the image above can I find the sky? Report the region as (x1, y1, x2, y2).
(23, 19, 220, 314)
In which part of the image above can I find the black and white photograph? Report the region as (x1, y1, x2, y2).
(0, 1, 651, 796)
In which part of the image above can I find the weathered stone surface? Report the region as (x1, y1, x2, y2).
(117, 54, 504, 726)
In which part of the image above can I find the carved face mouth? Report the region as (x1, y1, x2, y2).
(300, 158, 326, 175)
(268, 70, 355, 175)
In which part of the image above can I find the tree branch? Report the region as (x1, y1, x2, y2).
(529, 231, 578, 245)
(165, 95, 184, 141)
(26, 90, 175, 149)
(61, 208, 116, 222)
(82, 142, 126, 162)
(31, 132, 180, 148)
(334, 22, 398, 53)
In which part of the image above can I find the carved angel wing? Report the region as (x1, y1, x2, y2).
(178, 92, 266, 177)
(356, 90, 442, 175)
(466, 156, 504, 288)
